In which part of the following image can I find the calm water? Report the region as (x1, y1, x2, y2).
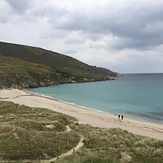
(27, 73, 163, 124)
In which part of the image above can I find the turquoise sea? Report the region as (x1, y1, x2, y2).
(27, 73, 163, 125)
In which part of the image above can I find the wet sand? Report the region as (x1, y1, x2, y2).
(0, 89, 163, 140)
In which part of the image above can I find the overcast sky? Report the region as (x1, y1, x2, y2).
(0, 0, 163, 73)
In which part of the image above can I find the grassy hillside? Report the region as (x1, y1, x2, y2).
(0, 41, 117, 88)
(0, 101, 163, 163)
(0, 55, 74, 88)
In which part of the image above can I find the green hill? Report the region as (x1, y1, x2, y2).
(0, 41, 117, 88)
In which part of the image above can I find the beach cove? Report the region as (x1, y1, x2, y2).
(27, 73, 163, 125)
(0, 89, 163, 140)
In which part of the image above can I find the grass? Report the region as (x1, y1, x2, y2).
(0, 55, 65, 88)
(56, 125, 163, 163)
(0, 101, 80, 162)
(0, 55, 111, 89)
(0, 101, 163, 163)
(0, 41, 118, 88)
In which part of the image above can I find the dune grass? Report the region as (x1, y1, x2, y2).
(0, 101, 163, 163)
(0, 101, 80, 162)
(56, 125, 163, 163)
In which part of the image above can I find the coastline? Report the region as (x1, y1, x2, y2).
(24, 89, 162, 125)
(0, 89, 163, 140)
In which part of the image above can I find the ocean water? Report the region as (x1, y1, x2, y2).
(27, 73, 163, 124)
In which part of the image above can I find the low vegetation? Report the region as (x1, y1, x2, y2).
(0, 41, 118, 89)
(0, 101, 79, 162)
(0, 101, 163, 163)
(0, 55, 70, 88)
(59, 125, 163, 163)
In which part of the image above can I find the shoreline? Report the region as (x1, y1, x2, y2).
(26, 89, 107, 113)
(26, 89, 163, 126)
(0, 89, 163, 140)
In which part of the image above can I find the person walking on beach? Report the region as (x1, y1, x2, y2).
(118, 115, 120, 120)
(121, 115, 123, 120)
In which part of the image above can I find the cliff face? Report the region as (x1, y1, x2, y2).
(0, 41, 118, 88)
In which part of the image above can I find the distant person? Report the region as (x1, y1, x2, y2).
(118, 115, 120, 119)
(121, 115, 123, 120)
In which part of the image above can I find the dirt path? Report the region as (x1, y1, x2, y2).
(41, 134, 84, 163)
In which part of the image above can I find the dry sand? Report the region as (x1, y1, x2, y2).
(0, 89, 163, 140)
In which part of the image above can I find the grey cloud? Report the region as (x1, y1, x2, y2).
(101, 52, 163, 73)
(64, 38, 84, 45)
(0, 0, 35, 24)
(0, 1, 11, 23)
(2, 0, 163, 51)
(6, 0, 33, 14)
(0, 14, 8, 24)
(33, 4, 67, 19)
(109, 36, 163, 51)
(54, 1, 163, 50)
(63, 49, 78, 54)
(64, 34, 85, 45)
(1, 0, 163, 73)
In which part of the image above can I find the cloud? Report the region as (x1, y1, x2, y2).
(52, 0, 163, 50)
(3, 0, 163, 50)
(6, 0, 33, 14)
(0, 0, 163, 73)
(64, 31, 85, 45)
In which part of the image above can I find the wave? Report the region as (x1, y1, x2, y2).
(25, 89, 105, 114)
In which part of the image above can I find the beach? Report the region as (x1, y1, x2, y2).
(0, 89, 163, 140)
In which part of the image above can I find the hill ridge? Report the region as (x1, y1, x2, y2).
(0, 41, 118, 88)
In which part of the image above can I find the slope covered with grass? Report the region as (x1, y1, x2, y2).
(58, 125, 163, 163)
(0, 55, 73, 88)
(0, 41, 118, 88)
(0, 101, 163, 163)
(0, 101, 79, 162)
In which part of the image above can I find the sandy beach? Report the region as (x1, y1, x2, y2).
(0, 89, 163, 140)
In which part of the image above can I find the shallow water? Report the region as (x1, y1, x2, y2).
(27, 73, 163, 124)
